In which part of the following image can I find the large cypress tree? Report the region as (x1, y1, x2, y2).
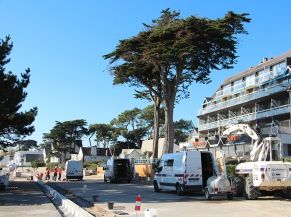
(0, 36, 37, 150)
(105, 10, 250, 154)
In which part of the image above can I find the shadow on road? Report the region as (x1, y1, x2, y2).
(0, 180, 52, 206)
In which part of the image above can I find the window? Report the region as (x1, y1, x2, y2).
(273, 61, 286, 77)
(287, 144, 291, 156)
(245, 74, 255, 87)
(164, 159, 174, 167)
(223, 84, 231, 96)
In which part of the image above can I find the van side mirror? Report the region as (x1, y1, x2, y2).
(103, 167, 106, 171)
(155, 166, 163, 173)
(154, 159, 162, 173)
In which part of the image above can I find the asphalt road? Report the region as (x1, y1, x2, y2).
(53, 178, 291, 217)
(0, 177, 61, 217)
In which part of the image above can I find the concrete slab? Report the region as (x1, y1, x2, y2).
(0, 177, 61, 217)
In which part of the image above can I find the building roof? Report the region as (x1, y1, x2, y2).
(81, 147, 112, 156)
(97, 148, 112, 156)
(120, 149, 143, 156)
(221, 50, 291, 88)
(82, 147, 92, 156)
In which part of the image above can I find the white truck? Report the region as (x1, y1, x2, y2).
(222, 124, 291, 199)
(104, 158, 133, 183)
(65, 160, 83, 181)
(154, 150, 234, 199)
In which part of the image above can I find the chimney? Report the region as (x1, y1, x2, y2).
(261, 57, 272, 64)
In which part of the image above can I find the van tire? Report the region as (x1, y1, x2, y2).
(176, 183, 184, 196)
(104, 176, 107, 183)
(282, 189, 291, 199)
(227, 193, 233, 200)
(154, 181, 161, 193)
(205, 188, 211, 200)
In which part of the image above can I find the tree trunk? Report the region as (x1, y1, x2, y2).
(161, 76, 177, 154)
(164, 99, 175, 153)
(160, 64, 181, 154)
(152, 97, 161, 159)
(162, 108, 168, 154)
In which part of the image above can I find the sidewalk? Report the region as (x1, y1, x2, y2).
(0, 177, 61, 217)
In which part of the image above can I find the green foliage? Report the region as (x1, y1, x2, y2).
(14, 140, 38, 151)
(110, 108, 147, 147)
(174, 119, 194, 144)
(31, 161, 45, 169)
(89, 123, 118, 147)
(0, 36, 38, 150)
(284, 157, 291, 162)
(43, 119, 88, 162)
(104, 9, 250, 153)
(84, 161, 98, 170)
(226, 164, 236, 176)
(45, 162, 62, 169)
(140, 105, 165, 138)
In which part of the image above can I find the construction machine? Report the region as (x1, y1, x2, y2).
(222, 124, 291, 199)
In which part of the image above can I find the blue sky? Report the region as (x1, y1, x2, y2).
(1, 0, 291, 146)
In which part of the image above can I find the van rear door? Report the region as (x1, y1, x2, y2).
(186, 151, 203, 189)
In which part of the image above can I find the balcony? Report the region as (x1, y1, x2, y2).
(199, 80, 289, 116)
(198, 70, 290, 116)
(199, 104, 291, 131)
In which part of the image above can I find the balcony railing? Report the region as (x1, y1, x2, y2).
(199, 80, 289, 116)
(199, 104, 291, 131)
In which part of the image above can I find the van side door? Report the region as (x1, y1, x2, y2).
(163, 159, 174, 190)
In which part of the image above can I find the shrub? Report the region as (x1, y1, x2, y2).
(46, 162, 61, 169)
(226, 164, 236, 176)
(31, 161, 45, 169)
(84, 161, 98, 170)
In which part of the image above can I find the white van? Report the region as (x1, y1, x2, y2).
(154, 150, 219, 195)
(104, 158, 132, 183)
(0, 168, 9, 190)
(65, 160, 83, 181)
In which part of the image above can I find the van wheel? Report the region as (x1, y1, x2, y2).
(227, 193, 233, 200)
(176, 183, 184, 196)
(104, 176, 107, 183)
(205, 188, 211, 200)
(154, 181, 161, 193)
(110, 178, 114, 183)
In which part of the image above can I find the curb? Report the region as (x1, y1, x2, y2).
(34, 177, 94, 217)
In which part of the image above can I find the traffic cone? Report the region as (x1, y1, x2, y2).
(135, 194, 142, 211)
